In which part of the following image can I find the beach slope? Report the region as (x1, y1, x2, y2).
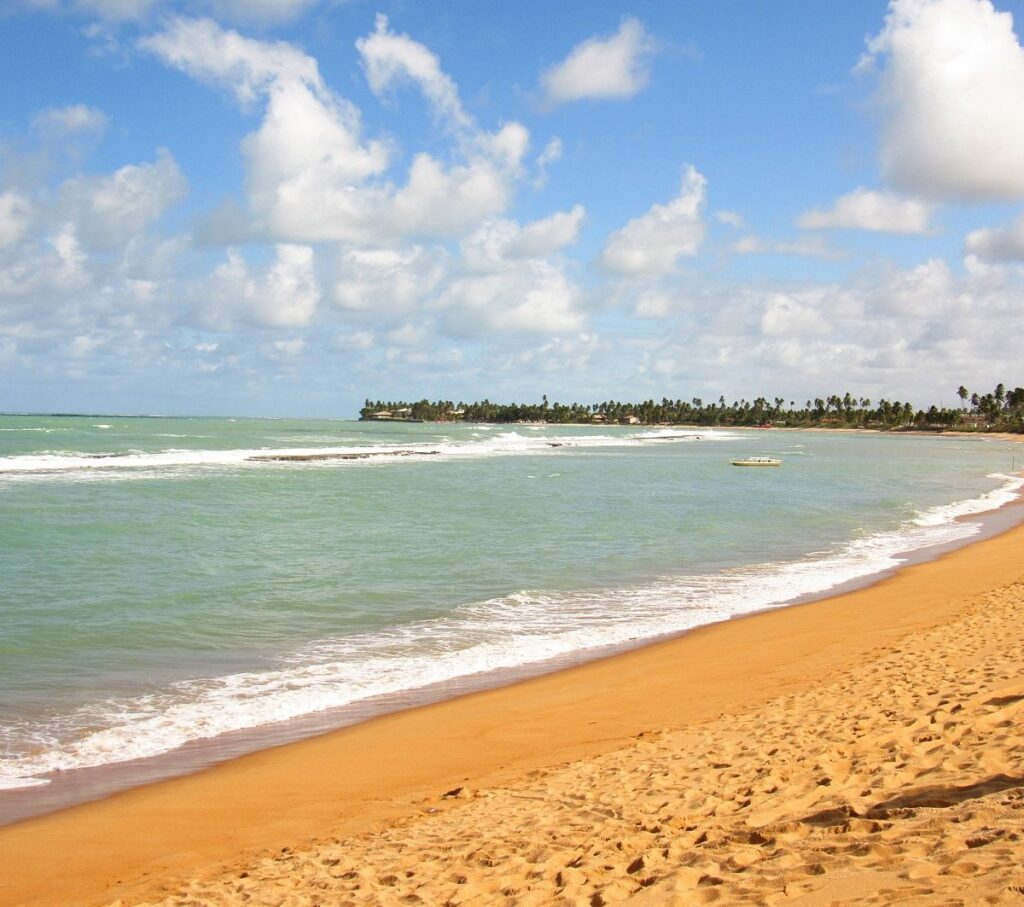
(2, 521, 1023, 906)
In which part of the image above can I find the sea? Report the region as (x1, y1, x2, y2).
(1, 415, 1021, 822)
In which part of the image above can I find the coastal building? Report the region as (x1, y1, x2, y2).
(591, 413, 608, 423)
(370, 410, 393, 420)
(959, 414, 989, 428)
(619, 415, 640, 425)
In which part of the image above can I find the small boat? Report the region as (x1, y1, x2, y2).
(730, 456, 782, 467)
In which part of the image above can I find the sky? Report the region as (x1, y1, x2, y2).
(2, 0, 1024, 417)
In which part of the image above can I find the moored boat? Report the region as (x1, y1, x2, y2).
(730, 456, 782, 467)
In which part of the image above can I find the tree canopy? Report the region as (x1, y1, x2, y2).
(359, 384, 1024, 433)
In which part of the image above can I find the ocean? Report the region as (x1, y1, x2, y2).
(0, 415, 1020, 820)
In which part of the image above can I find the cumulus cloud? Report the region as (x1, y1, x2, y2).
(965, 213, 1024, 261)
(331, 245, 446, 316)
(31, 104, 108, 137)
(58, 149, 186, 250)
(143, 16, 526, 245)
(67, 333, 105, 357)
(627, 257, 1024, 403)
(205, 244, 321, 328)
(760, 292, 830, 336)
(459, 207, 583, 270)
(798, 188, 933, 233)
(357, 14, 472, 134)
(438, 264, 584, 334)
(0, 192, 33, 249)
(334, 330, 375, 350)
(139, 16, 324, 106)
(600, 166, 705, 276)
(436, 212, 587, 335)
(541, 17, 656, 104)
(863, 0, 1024, 200)
(266, 337, 305, 357)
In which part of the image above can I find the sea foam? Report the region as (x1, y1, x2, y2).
(1, 471, 1019, 791)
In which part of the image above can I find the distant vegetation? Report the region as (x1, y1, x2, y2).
(360, 384, 1024, 433)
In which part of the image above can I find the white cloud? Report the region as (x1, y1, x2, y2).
(732, 234, 765, 255)
(438, 261, 584, 335)
(49, 224, 89, 290)
(798, 188, 933, 233)
(334, 330, 375, 350)
(195, 341, 219, 352)
(491, 332, 604, 377)
(541, 18, 656, 104)
(733, 233, 846, 261)
(0, 192, 33, 249)
(206, 244, 321, 328)
(534, 137, 563, 187)
(385, 322, 430, 347)
(511, 206, 584, 258)
(0, 221, 88, 300)
(600, 166, 706, 276)
(239, 76, 389, 242)
(68, 333, 105, 357)
(965, 213, 1024, 261)
(143, 17, 525, 245)
(139, 16, 323, 107)
(267, 337, 305, 357)
(385, 144, 522, 240)
(74, 0, 157, 21)
(438, 214, 587, 335)
(58, 149, 186, 250)
(626, 258, 1024, 403)
(460, 207, 583, 270)
(200, 0, 320, 25)
(873, 257, 954, 316)
(356, 14, 472, 134)
(31, 104, 108, 137)
(760, 292, 830, 336)
(774, 236, 847, 261)
(716, 210, 744, 228)
(864, 0, 1024, 200)
(10, 0, 322, 24)
(331, 245, 446, 316)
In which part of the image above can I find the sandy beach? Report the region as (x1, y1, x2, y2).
(2, 508, 1024, 905)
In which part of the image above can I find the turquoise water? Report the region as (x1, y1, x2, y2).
(0, 415, 1020, 796)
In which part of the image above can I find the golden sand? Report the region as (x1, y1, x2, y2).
(2, 516, 1023, 906)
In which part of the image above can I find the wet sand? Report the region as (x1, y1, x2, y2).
(2, 514, 1024, 905)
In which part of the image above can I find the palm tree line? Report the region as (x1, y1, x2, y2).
(360, 383, 1024, 432)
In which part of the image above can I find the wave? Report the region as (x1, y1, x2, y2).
(1, 472, 1019, 791)
(0, 429, 734, 478)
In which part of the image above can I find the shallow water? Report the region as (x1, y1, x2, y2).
(0, 415, 1019, 798)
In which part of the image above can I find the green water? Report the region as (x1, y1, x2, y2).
(0, 415, 1018, 791)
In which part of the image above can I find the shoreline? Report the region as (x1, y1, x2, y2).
(2, 496, 1024, 905)
(3, 464, 1021, 828)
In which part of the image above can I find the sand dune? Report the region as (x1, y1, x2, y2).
(108, 578, 1024, 905)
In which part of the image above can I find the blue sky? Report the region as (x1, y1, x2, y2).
(2, 0, 1023, 416)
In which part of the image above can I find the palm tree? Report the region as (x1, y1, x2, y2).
(957, 385, 968, 411)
